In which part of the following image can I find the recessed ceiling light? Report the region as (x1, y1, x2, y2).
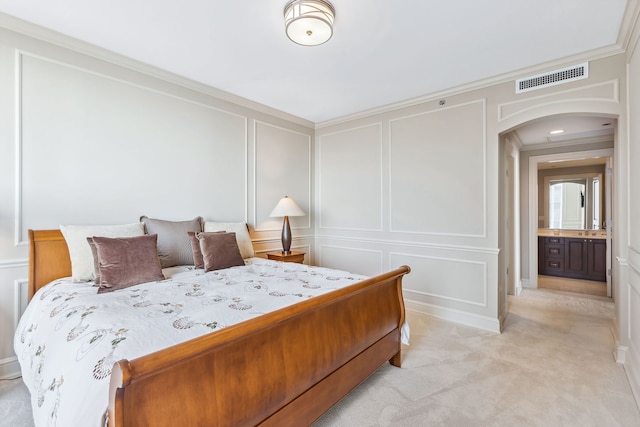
(549, 129, 565, 135)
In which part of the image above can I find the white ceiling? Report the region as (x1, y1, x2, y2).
(513, 115, 616, 146)
(0, 0, 631, 124)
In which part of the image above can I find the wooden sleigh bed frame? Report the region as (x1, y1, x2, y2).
(28, 229, 410, 427)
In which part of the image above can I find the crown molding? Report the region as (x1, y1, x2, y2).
(0, 12, 314, 129)
(623, 0, 640, 60)
(316, 1, 638, 129)
(316, 43, 626, 129)
(0, 7, 634, 132)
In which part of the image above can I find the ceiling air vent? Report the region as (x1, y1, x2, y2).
(515, 62, 588, 94)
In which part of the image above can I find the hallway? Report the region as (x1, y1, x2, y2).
(538, 274, 608, 298)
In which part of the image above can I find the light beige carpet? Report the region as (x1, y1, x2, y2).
(538, 274, 607, 297)
(2, 288, 639, 427)
(314, 289, 639, 426)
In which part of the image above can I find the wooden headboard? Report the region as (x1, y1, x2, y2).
(28, 229, 72, 300)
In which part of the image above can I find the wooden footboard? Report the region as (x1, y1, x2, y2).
(27, 229, 410, 426)
(107, 265, 409, 426)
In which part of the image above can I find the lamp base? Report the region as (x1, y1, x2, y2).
(281, 216, 292, 254)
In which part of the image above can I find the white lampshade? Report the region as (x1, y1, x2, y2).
(270, 196, 305, 217)
(284, 0, 335, 46)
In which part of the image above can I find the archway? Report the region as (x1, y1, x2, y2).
(498, 109, 620, 313)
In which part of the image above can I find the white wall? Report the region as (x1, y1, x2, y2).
(316, 54, 628, 335)
(623, 11, 640, 404)
(316, 95, 500, 332)
(0, 24, 314, 378)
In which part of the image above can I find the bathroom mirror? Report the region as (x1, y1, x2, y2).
(542, 174, 602, 229)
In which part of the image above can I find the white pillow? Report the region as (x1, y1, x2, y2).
(203, 221, 254, 258)
(60, 223, 145, 282)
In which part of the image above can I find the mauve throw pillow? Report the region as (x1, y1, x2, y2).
(188, 231, 225, 269)
(203, 221, 254, 258)
(187, 232, 204, 269)
(91, 234, 165, 293)
(197, 232, 245, 272)
(140, 216, 203, 268)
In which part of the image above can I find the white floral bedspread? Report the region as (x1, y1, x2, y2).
(15, 258, 404, 427)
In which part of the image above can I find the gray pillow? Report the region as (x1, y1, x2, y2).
(140, 216, 203, 268)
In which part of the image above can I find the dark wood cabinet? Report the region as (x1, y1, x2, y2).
(586, 239, 607, 281)
(538, 236, 606, 282)
(542, 237, 564, 275)
(565, 238, 587, 278)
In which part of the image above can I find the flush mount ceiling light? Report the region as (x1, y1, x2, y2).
(549, 129, 565, 135)
(284, 0, 335, 46)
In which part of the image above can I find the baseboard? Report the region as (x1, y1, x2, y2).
(0, 356, 21, 380)
(521, 278, 537, 289)
(623, 343, 640, 410)
(405, 299, 501, 333)
(615, 344, 627, 364)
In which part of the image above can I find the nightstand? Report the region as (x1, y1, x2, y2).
(266, 251, 305, 264)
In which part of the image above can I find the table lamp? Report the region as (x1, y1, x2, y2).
(269, 196, 305, 254)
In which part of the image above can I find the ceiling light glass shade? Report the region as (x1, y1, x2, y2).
(284, 0, 335, 46)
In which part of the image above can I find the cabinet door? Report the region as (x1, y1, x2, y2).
(587, 239, 607, 281)
(564, 238, 587, 277)
(538, 237, 545, 274)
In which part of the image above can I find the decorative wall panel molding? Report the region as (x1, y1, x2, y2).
(0, 259, 28, 269)
(627, 259, 640, 404)
(15, 50, 248, 245)
(318, 245, 383, 277)
(405, 301, 500, 333)
(498, 80, 619, 122)
(254, 120, 311, 232)
(13, 279, 29, 330)
(391, 252, 487, 307)
(389, 100, 486, 237)
(315, 234, 499, 255)
(0, 278, 28, 379)
(318, 123, 383, 231)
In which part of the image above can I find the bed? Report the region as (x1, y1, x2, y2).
(17, 228, 410, 426)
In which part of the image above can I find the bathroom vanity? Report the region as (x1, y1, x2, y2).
(538, 229, 607, 282)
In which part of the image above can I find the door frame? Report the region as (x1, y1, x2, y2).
(527, 148, 614, 295)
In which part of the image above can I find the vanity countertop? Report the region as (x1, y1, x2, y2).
(538, 228, 607, 239)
